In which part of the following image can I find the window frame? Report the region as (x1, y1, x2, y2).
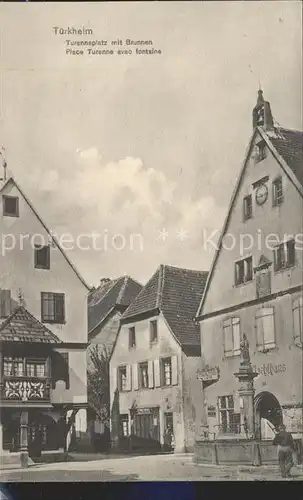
(2, 195, 19, 217)
(272, 176, 284, 207)
(218, 395, 240, 434)
(3, 357, 47, 378)
(255, 307, 276, 351)
(118, 365, 127, 392)
(128, 326, 136, 349)
(138, 361, 149, 390)
(119, 414, 129, 437)
(273, 239, 295, 272)
(235, 256, 253, 286)
(150, 319, 158, 344)
(223, 317, 241, 357)
(41, 292, 65, 324)
(255, 140, 267, 163)
(161, 357, 172, 387)
(34, 245, 50, 270)
(243, 194, 253, 221)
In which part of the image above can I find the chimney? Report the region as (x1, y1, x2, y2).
(252, 89, 274, 131)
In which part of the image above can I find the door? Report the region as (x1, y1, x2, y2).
(133, 408, 160, 449)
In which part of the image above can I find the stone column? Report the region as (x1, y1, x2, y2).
(20, 411, 29, 468)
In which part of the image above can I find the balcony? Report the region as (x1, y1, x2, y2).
(1, 377, 51, 403)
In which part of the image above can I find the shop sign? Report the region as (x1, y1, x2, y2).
(252, 363, 286, 376)
(137, 408, 152, 415)
(197, 366, 220, 382)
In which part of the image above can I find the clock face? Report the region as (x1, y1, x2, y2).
(255, 184, 268, 205)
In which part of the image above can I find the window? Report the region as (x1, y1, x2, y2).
(139, 362, 149, 389)
(3, 357, 23, 377)
(34, 245, 50, 270)
(26, 362, 46, 378)
(3, 195, 19, 217)
(272, 177, 283, 206)
(120, 414, 129, 437)
(223, 317, 241, 357)
(161, 357, 172, 386)
(118, 366, 127, 392)
(3, 357, 46, 377)
(235, 256, 253, 285)
(273, 240, 295, 271)
(129, 327, 136, 348)
(293, 297, 303, 345)
(218, 396, 240, 434)
(41, 292, 65, 323)
(243, 195, 252, 220)
(256, 307, 275, 350)
(150, 320, 158, 343)
(255, 141, 266, 163)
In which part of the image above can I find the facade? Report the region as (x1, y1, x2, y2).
(196, 91, 303, 443)
(0, 176, 90, 464)
(87, 276, 142, 447)
(110, 265, 208, 453)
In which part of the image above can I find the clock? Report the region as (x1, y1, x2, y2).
(255, 183, 268, 205)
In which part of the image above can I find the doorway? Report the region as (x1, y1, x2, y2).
(254, 391, 283, 440)
(132, 407, 160, 450)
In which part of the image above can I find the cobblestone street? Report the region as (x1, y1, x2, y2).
(1, 454, 303, 482)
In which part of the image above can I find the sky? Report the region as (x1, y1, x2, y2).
(0, 1, 302, 288)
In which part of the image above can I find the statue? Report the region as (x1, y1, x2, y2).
(240, 333, 250, 365)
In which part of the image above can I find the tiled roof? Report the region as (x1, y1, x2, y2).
(269, 128, 303, 187)
(0, 306, 61, 343)
(88, 276, 143, 333)
(122, 265, 208, 347)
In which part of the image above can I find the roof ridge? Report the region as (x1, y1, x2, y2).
(156, 264, 165, 309)
(162, 264, 208, 275)
(1, 177, 91, 291)
(117, 276, 129, 303)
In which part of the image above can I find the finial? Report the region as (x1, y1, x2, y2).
(257, 88, 264, 105)
(18, 289, 24, 307)
(0, 147, 7, 181)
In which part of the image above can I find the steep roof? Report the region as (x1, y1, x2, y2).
(196, 124, 303, 320)
(269, 128, 303, 187)
(0, 306, 61, 343)
(121, 265, 208, 347)
(88, 276, 143, 334)
(0, 177, 91, 291)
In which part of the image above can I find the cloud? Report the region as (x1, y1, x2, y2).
(22, 147, 224, 284)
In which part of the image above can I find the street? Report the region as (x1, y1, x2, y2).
(1, 453, 303, 482)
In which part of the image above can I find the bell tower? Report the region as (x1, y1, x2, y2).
(252, 89, 274, 131)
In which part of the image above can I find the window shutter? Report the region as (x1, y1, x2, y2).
(133, 363, 139, 391)
(232, 319, 241, 353)
(256, 315, 264, 348)
(0, 289, 11, 318)
(171, 356, 178, 385)
(154, 359, 161, 387)
(262, 308, 275, 346)
(287, 240, 295, 267)
(148, 360, 154, 388)
(293, 298, 302, 343)
(126, 365, 132, 391)
(223, 320, 233, 355)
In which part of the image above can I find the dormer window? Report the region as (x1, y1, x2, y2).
(255, 141, 267, 163)
(3, 195, 19, 217)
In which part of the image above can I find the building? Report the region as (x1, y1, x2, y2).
(195, 91, 303, 443)
(0, 176, 90, 465)
(109, 264, 208, 453)
(87, 276, 142, 448)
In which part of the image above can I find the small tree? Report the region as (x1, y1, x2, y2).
(87, 344, 110, 428)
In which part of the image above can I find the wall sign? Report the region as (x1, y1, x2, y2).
(252, 363, 286, 376)
(207, 405, 217, 418)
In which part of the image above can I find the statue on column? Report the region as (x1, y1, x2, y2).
(240, 333, 251, 365)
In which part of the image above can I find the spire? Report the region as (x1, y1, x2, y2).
(252, 89, 274, 131)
